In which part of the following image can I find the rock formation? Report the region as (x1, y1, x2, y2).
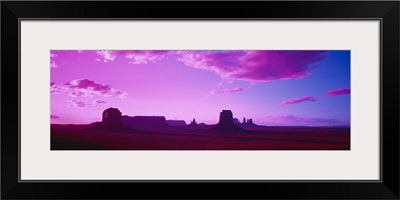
(186, 118, 201, 130)
(166, 120, 187, 126)
(189, 118, 197, 126)
(210, 110, 245, 133)
(102, 108, 122, 124)
(100, 108, 129, 131)
(121, 115, 170, 131)
(219, 110, 233, 124)
(240, 118, 258, 128)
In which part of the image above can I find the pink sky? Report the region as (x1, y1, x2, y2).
(51, 50, 350, 126)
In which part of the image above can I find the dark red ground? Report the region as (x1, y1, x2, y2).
(51, 125, 350, 150)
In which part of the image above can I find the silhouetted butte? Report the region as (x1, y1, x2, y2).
(98, 108, 131, 131)
(210, 110, 245, 133)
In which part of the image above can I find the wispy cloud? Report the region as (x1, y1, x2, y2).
(260, 115, 348, 126)
(96, 50, 171, 64)
(68, 99, 107, 108)
(68, 100, 89, 108)
(96, 50, 117, 62)
(65, 79, 127, 98)
(50, 114, 61, 119)
(211, 87, 244, 94)
(280, 96, 317, 106)
(121, 50, 170, 64)
(326, 88, 350, 96)
(50, 82, 64, 94)
(51, 79, 127, 98)
(50, 52, 57, 68)
(93, 100, 107, 105)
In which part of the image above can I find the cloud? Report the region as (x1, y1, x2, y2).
(68, 100, 89, 108)
(96, 50, 117, 62)
(50, 82, 64, 94)
(178, 50, 329, 82)
(178, 51, 245, 77)
(94, 50, 329, 83)
(260, 115, 348, 126)
(51, 79, 127, 98)
(68, 99, 107, 108)
(119, 50, 170, 64)
(93, 100, 107, 105)
(50, 61, 58, 68)
(326, 88, 350, 96)
(50, 114, 61, 119)
(280, 96, 317, 106)
(50, 52, 57, 68)
(96, 50, 171, 64)
(64, 78, 127, 98)
(68, 91, 86, 97)
(211, 87, 244, 94)
(93, 50, 329, 83)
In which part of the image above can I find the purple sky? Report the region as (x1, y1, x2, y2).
(50, 50, 350, 126)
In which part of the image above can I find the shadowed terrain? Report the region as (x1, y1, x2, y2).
(51, 108, 350, 150)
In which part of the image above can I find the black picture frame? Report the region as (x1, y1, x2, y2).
(1, 1, 399, 199)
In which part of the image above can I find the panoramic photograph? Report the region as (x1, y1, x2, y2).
(50, 50, 350, 150)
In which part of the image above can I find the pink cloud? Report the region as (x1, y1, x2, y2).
(50, 114, 61, 119)
(261, 115, 348, 126)
(94, 50, 329, 83)
(96, 50, 117, 62)
(50, 53, 58, 68)
(64, 78, 127, 98)
(96, 50, 171, 64)
(68, 99, 107, 108)
(178, 50, 329, 82)
(51, 79, 127, 98)
(50, 52, 57, 68)
(211, 87, 244, 94)
(280, 96, 317, 106)
(68, 100, 89, 108)
(69, 91, 86, 97)
(178, 51, 244, 77)
(93, 100, 107, 105)
(326, 88, 350, 96)
(119, 50, 170, 64)
(50, 61, 57, 68)
(50, 82, 64, 94)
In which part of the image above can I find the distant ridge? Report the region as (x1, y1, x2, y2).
(61, 108, 266, 133)
(122, 115, 171, 131)
(166, 120, 187, 126)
